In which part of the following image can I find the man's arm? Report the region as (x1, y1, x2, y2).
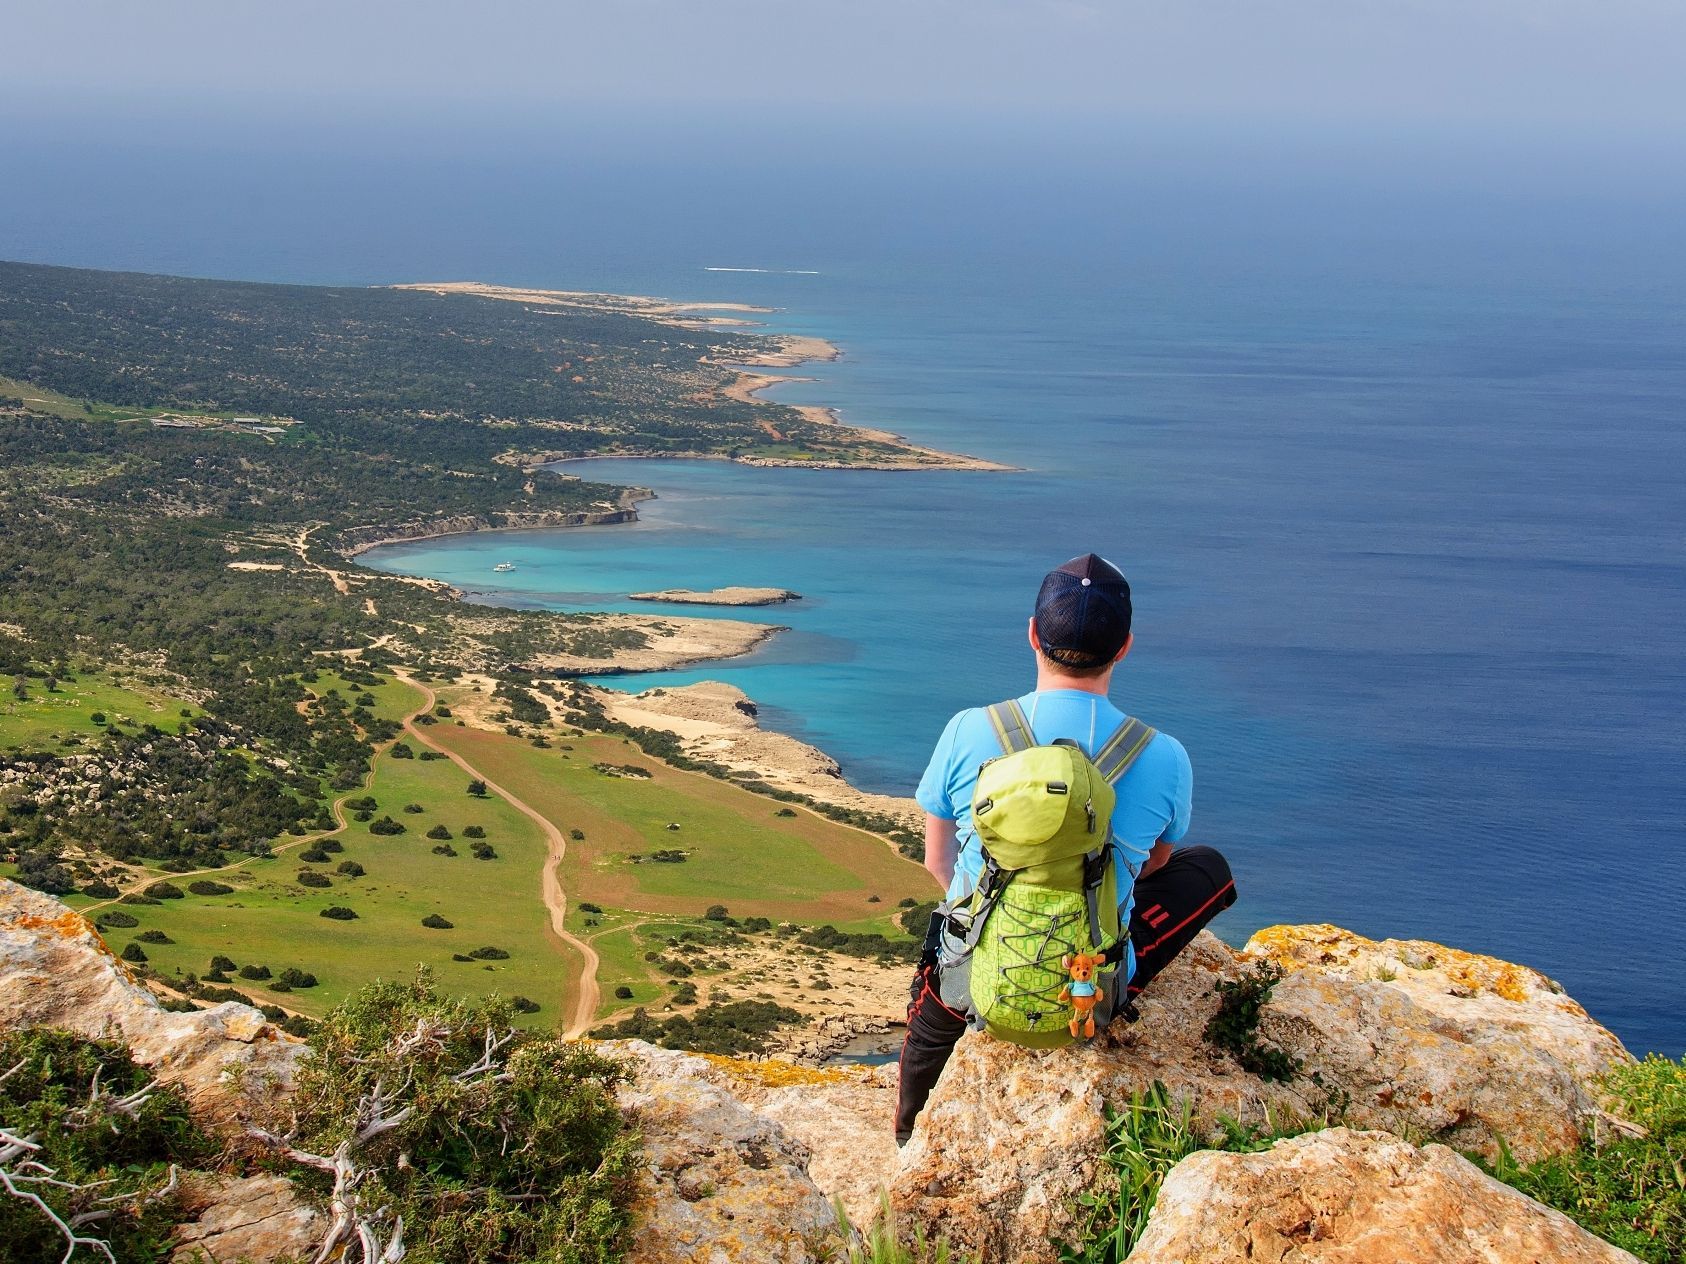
(1138, 838, 1173, 879)
(923, 814, 958, 891)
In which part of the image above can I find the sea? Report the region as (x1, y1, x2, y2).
(2, 105, 1681, 1055)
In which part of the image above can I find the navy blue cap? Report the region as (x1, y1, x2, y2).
(1033, 554, 1133, 668)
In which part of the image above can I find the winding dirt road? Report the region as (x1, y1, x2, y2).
(391, 669, 601, 1038)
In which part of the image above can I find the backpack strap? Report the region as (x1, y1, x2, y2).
(1093, 715, 1157, 783)
(984, 700, 1036, 756)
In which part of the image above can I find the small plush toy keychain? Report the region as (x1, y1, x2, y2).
(1060, 951, 1104, 1039)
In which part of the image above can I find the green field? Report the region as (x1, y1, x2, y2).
(0, 671, 199, 754)
(0, 372, 286, 428)
(86, 727, 580, 1024)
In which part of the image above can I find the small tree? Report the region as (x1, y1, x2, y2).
(466, 779, 488, 798)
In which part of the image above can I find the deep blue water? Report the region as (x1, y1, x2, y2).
(2, 108, 1681, 1053)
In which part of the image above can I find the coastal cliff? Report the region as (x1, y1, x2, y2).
(0, 880, 1654, 1264)
(335, 504, 644, 558)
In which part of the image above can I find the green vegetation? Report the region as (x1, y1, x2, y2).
(268, 975, 638, 1264)
(1061, 1082, 1315, 1264)
(833, 1194, 970, 1264)
(1204, 963, 1300, 1082)
(589, 999, 804, 1056)
(1482, 1054, 1686, 1264)
(0, 1029, 208, 1263)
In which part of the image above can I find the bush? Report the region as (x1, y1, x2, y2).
(427, 825, 453, 841)
(119, 892, 161, 905)
(320, 838, 344, 853)
(146, 881, 184, 899)
(274, 975, 635, 1262)
(321, 906, 358, 921)
(187, 880, 233, 896)
(136, 929, 173, 944)
(452, 953, 474, 963)
(82, 879, 120, 898)
(297, 871, 332, 888)
(239, 964, 273, 979)
(0, 1031, 207, 1261)
(589, 1000, 802, 1057)
(209, 954, 237, 974)
(1205, 963, 1299, 1082)
(97, 910, 140, 929)
(421, 914, 454, 929)
(278, 967, 318, 989)
(1483, 1054, 1686, 1264)
(120, 942, 147, 963)
(568, 828, 584, 841)
(579, 902, 603, 914)
(466, 779, 488, 797)
(704, 904, 729, 921)
(403, 803, 425, 814)
(337, 860, 366, 877)
(431, 844, 458, 857)
(471, 843, 497, 860)
(614, 985, 634, 1000)
(391, 741, 415, 759)
(512, 996, 541, 1014)
(469, 946, 510, 960)
(775, 807, 797, 818)
(462, 825, 487, 839)
(299, 845, 331, 863)
(369, 816, 406, 836)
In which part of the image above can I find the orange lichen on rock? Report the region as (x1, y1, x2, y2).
(701, 1054, 867, 1089)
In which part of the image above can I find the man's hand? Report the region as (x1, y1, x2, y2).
(923, 814, 958, 891)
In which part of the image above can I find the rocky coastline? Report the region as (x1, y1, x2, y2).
(627, 586, 802, 607)
(336, 500, 649, 559)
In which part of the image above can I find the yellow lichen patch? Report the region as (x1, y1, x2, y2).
(700, 1054, 867, 1089)
(1440, 954, 1532, 1003)
(1244, 923, 1375, 972)
(10, 909, 97, 942)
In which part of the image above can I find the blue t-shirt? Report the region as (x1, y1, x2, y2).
(916, 689, 1192, 926)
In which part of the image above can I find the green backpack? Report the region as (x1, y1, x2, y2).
(936, 700, 1157, 1048)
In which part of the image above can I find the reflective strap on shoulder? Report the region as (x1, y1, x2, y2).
(985, 700, 1037, 756)
(1093, 716, 1156, 783)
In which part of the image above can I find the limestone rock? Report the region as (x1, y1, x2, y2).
(890, 929, 1631, 1263)
(608, 1041, 839, 1264)
(1128, 1127, 1639, 1264)
(1247, 924, 1634, 1163)
(171, 1173, 323, 1263)
(0, 880, 305, 1131)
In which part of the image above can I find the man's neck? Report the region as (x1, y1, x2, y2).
(1033, 663, 1114, 697)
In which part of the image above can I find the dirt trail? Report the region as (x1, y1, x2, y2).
(392, 669, 601, 1037)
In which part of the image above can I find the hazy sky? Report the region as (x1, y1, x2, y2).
(6, 0, 1684, 134)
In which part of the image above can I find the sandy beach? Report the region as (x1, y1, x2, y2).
(628, 587, 801, 607)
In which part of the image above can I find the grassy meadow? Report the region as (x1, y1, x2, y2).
(0, 671, 200, 755)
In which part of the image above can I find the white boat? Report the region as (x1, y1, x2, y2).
(492, 562, 516, 573)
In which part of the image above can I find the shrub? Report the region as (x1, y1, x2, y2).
(82, 879, 120, 898)
(578, 902, 603, 914)
(775, 807, 797, 818)
(239, 964, 273, 980)
(188, 880, 233, 896)
(452, 953, 474, 963)
(462, 825, 487, 839)
(614, 986, 634, 1000)
(119, 892, 161, 905)
(299, 845, 331, 863)
(512, 996, 541, 1014)
(88, 710, 106, 724)
(1205, 963, 1300, 1082)
(403, 803, 425, 814)
(136, 929, 173, 944)
(589, 1000, 802, 1057)
(209, 954, 237, 974)
(1482, 1054, 1686, 1264)
(568, 828, 584, 841)
(421, 914, 454, 929)
(431, 844, 458, 857)
(427, 825, 452, 841)
(704, 904, 729, 921)
(98, 910, 140, 929)
(337, 860, 366, 877)
(391, 741, 415, 759)
(469, 946, 510, 960)
(321, 906, 358, 921)
(146, 882, 184, 899)
(297, 871, 332, 888)
(320, 838, 344, 853)
(120, 942, 148, 963)
(369, 816, 406, 836)
(471, 843, 497, 860)
(354, 809, 374, 822)
(278, 967, 318, 989)
(419, 749, 445, 760)
(466, 779, 488, 797)
(271, 975, 635, 1262)
(0, 1030, 207, 1261)
(270, 980, 292, 992)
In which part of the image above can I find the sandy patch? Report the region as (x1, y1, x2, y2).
(225, 561, 287, 572)
(628, 587, 800, 607)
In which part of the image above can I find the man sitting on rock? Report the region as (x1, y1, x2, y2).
(896, 553, 1237, 1144)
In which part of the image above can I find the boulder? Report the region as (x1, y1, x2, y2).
(609, 1041, 839, 1264)
(1128, 1127, 1640, 1264)
(1248, 924, 1634, 1164)
(0, 880, 305, 1131)
(170, 1173, 323, 1263)
(889, 929, 1632, 1263)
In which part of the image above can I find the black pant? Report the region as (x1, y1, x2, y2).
(894, 845, 1236, 1141)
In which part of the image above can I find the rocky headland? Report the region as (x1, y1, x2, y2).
(0, 878, 1648, 1263)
